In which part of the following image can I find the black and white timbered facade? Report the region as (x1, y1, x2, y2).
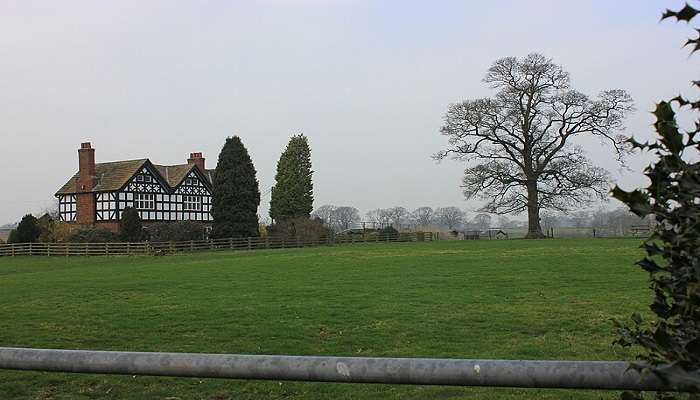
(55, 143, 214, 228)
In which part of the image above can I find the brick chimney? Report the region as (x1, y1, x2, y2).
(76, 142, 97, 192)
(187, 152, 205, 172)
(75, 142, 97, 225)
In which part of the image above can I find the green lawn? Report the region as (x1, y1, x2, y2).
(0, 239, 650, 399)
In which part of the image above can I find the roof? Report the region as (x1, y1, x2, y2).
(55, 159, 213, 195)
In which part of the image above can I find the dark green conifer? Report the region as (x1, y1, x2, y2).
(15, 214, 41, 243)
(211, 136, 261, 238)
(119, 207, 144, 242)
(269, 134, 314, 222)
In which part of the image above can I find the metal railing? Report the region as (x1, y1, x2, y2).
(0, 347, 697, 392)
(0, 232, 436, 257)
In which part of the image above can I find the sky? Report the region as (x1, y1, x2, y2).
(0, 0, 697, 225)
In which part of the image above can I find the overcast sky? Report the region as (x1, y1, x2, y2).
(0, 0, 697, 225)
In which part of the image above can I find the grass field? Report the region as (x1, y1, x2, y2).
(0, 239, 651, 399)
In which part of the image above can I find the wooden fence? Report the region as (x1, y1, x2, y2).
(0, 232, 436, 257)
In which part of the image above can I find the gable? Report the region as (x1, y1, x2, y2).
(174, 169, 212, 195)
(122, 165, 168, 193)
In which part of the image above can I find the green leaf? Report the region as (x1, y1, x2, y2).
(637, 258, 663, 273)
(662, 4, 699, 22)
(642, 242, 664, 256)
(611, 187, 652, 217)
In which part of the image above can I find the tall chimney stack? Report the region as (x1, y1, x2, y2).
(75, 142, 97, 226)
(187, 152, 205, 172)
(76, 142, 96, 192)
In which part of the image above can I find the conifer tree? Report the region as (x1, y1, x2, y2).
(119, 207, 143, 242)
(14, 214, 41, 243)
(211, 136, 261, 238)
(269, 134, 314, 222)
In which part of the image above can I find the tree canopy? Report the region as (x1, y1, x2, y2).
(269, 134, 314, 222)
(211, 136, 261, 238)
(12, 214, 41, 243)
(436, 53, 633, 238)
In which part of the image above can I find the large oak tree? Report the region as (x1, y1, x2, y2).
(436, 53, 634, 238)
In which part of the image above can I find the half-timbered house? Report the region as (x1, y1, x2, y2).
(55, 143, 214, 231)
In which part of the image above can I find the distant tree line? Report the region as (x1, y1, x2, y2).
(306, 204, 651, 235)
(540, 207, 652, 235)
(312, 205, 501, 232)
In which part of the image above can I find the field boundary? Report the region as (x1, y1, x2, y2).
(0, 232, 436, 257)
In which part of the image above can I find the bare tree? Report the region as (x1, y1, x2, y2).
(472, 213, 492, 230)
(570, 211, 591, 228)
(497, 215, 512, 229)
(540, 211, 560, 229)
(385, 206, 409, 228)
(412, 207, 434, 227)
(366, 209, 392, 228)
(435, 207, 465, 230)
(333, 206, 360, 230)
(435, 53, 633, 238)
(312, 205, 336, 227)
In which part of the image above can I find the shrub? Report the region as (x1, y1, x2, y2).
(6, 230, 18, 244)
(120, 207, 145, 242)
(267, 217, 331, 242)
(67, 227, 119, 243)
(35, 213, 75, 243)
(147, 221, 207, 242)
(611, 3, 700, 397)
(379, 226, 399, 240)
(14, 214, 41, 243)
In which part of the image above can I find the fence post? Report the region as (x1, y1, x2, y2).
(190, 240, 194, 252)
(229, 238, 233, 250)
(47, 243, 51, 257)
(282, 239, 286, 249)
(105, 243, 109, 256)
(265, 237, 270, 249)
(28, 242, 32, 256)
(247, 237, 252, 250)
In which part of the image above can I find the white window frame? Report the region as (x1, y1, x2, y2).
(183, 195, 202, 211)
(135, 193, 155, 210)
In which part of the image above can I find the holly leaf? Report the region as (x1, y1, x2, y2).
(662, 4, 699, 22)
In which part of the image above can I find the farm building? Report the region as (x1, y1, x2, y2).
(55, 143, 214, 232)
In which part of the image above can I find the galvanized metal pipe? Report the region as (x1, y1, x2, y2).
(0, 347, 694, 392)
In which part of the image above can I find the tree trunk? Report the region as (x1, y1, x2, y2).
(525, 180, 546, 239)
